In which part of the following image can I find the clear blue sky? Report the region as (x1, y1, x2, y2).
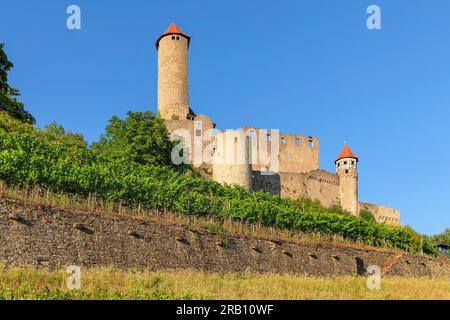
(1, 0, 449, 235)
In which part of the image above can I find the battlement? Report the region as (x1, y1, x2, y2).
(242, 126, 319, 173)
(360, 202, 401, 226)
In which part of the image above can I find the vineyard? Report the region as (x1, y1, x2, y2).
(0, 126, 437, 255)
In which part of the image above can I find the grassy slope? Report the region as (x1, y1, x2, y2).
(0, 267, 449, 300)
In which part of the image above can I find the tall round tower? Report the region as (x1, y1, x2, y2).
(212, 130, 252, 191)
(335, 145, 359, 216)
(156, 23, 192, 120)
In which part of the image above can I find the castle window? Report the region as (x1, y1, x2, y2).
(308, 140, 314, 148)
(296, 137, 300, 145)
(172, 36, 176, 40)
(195, 129, 202, 137)
(281, 137, 285, 144)
(345, 169, 349, 174)
(266, 134, 270, 142)
(176, 36, 180, 40)
(344, 161, 347, 165)
(351, 161, 355, 165)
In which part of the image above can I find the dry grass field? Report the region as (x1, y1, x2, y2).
(0, 267, 448, 300)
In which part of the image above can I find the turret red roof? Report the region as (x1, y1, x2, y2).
(155, 23, 191, 49)
(335, 145, 358, 162)
(164, 23, 184, 35)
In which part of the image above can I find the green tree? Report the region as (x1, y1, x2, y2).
(0, 43, 35, 124)
(92, 111, 186, 170)
(40, 121, 86, 149)
(0, 111, 35, 134)
(431, 228, 450, 246)
(360, 209, 376, 222)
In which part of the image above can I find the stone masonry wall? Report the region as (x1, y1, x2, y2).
(0, 198, 447, 277)
(158, 34, 190, 119)
(360, 202, 401, 226)
(253, 170, 341, 208)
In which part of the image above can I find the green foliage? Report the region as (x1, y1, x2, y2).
(431, 228, 450, 246)
(40, 121, 86, 149)
(360, 209, 376, 222)
(91, 111, 187, 171)
(0, 128, 437, 255)
(0, 43, 35, 124)
(0, 111, 36, 134)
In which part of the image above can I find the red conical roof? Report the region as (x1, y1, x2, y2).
(155, 23, 191, 49)
(164, 23, 184, 35)
(335, 145, 358, 162)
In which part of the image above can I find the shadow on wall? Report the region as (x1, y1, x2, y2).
(252, 172, 281, 196)
(355, 257, 366, 275)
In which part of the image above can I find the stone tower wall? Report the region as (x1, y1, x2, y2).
(213, 131, 252, 190)
(338, 168, 359, 215)
(158, 35, 190, 120)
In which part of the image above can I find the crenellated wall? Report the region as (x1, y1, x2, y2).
(359, 202, 401, 226)
(253, 170, 341, 208)
(242, 126, 319, 174)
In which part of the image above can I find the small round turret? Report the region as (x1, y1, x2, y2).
(335, 145, 359, 215)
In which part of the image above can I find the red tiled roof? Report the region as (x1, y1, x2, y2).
(335, 145, 358, 162)
(156, 23, 191, 49)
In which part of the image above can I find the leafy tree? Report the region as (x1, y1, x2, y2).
(360, 209, 376, 222)
(431, 228, 450, 246)
(0, 111, 35, 134)
(92, 111, 186, 170)
(0, 43, 35, 124)
(40, 121, 86, 149)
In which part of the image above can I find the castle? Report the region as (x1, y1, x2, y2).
(155, 23, 400, 226)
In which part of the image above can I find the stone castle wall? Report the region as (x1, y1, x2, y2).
(212, 130, 252, 190)
(164, 116, 215, 168)
(243, 126, 319, 174)
(253, 170, 341, 208)
(0, 198, 446, 277)
(360, 202, 401, 226)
